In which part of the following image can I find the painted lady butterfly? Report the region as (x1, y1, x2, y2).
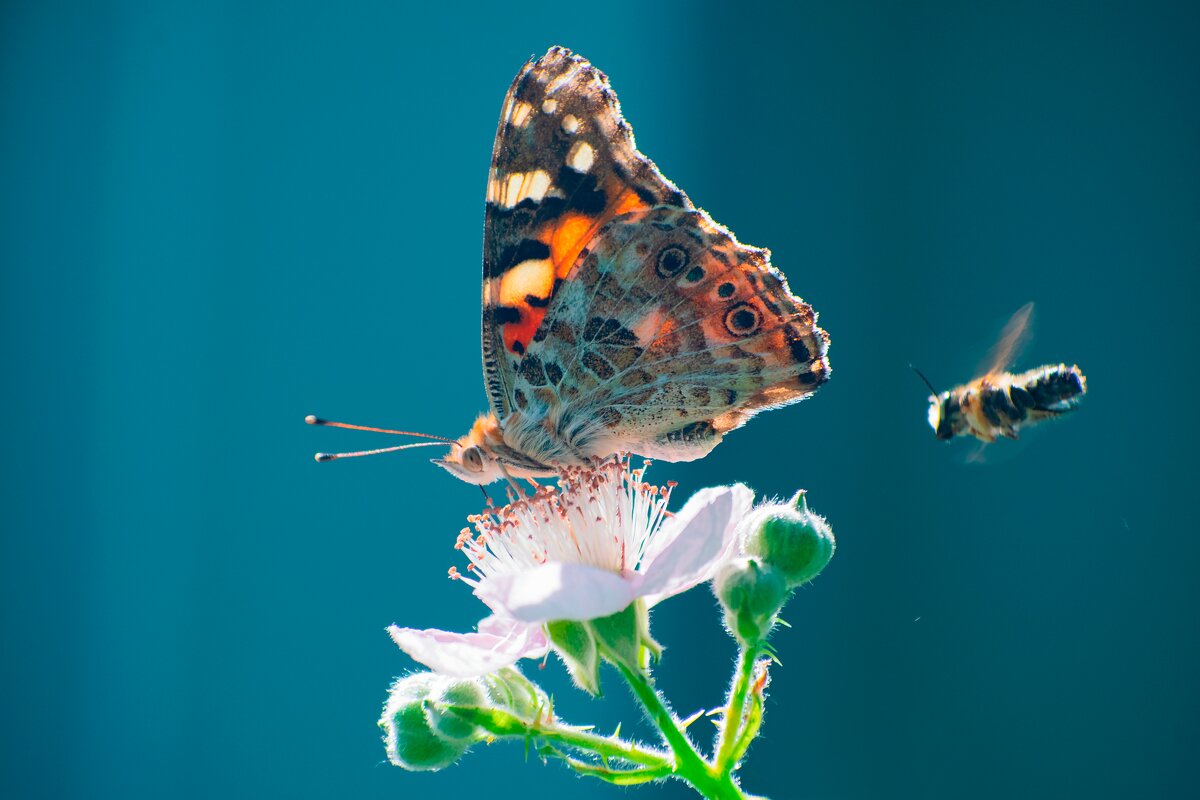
(424, 47, 832, 485)
(314, 47, 831, 485)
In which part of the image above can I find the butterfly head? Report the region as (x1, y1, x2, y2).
(431, 414, 508, 485)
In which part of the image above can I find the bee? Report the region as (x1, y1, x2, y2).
(914, 303, 1087, 445)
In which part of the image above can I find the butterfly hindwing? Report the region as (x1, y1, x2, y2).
(481, 47, 691, 420)
(505, 207, 830, 463)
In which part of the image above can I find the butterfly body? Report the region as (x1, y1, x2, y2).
(436, 47, 831, 485)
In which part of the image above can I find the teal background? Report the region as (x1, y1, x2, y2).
(3, 2, 1197, 798)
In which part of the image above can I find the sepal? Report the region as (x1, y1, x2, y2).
(546, 619, 602, 695)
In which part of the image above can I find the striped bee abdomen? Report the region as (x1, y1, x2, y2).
(1015, 364, 1087, 413)
(929, 364, 1087, 444)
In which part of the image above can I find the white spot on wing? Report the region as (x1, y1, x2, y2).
(526, 170, 553, 203)
(568, 141, 595, 173)
(495, 170, 554, 209)
(511, 101, 533, 128)
(541, 98, 557, 114)
(561, 114, 580, 135)
(499, 258, 554, 306)
(504, 173, 524, 207)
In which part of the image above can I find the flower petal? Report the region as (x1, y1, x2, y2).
(387, 615, 548, 678)
(635, 483, 755, 607)
(475, 562, 636, 623)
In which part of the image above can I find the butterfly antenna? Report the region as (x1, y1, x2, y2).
(909, 364, 941, 398)
(314, 441, 449, 463)
(305, 415, 455, 443)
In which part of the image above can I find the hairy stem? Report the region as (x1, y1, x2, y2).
(449, 704, 670, 769)
(614, 661, 749, 800)
(716, 644, 760, 770)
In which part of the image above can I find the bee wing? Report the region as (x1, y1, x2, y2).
(965, 441, 990, 464)
(977, 302, 1034, 378)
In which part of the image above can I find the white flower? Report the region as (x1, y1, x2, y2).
(389, 615, 549, 679)
(388, 456, 753, 677)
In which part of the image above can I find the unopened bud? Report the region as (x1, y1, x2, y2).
(379, 673, 475, 771)
(741, 490, 835, 588)
(481, 667, 545, 721)
(714, 558, 789, 645)
(426, 678, 488, 743)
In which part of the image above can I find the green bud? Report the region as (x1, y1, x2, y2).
(481, 667, 546, 721)
(741, 490, 835, 588)
(714, 557, 790, 645)
(427, 679, 487, 743)
(588, 600, 661, 673)
(545, 619, 601, 695)
(379, 673, 472, 771)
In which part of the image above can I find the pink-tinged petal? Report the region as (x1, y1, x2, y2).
(636, 483, 755, 607)
(387, 616, 547, 678)
(475, 562, 636, 623)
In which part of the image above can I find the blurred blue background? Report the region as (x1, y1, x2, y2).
(3, 1, 1197, 798)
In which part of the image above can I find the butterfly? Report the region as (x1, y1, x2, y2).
(312, 47, 831, 486)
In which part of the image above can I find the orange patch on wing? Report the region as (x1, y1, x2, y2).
(547, 212, 597, 277)
(504, 310, 544, 354)
(501, 186, 652, 356)
(611, 187, 646, 216)
(547, 188, 650, 277)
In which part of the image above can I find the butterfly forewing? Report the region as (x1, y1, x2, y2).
(481, 47, 692, 420)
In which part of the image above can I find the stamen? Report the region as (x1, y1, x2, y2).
(449, 454, 674, 587)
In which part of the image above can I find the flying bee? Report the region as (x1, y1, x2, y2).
(914, 303, 1087, 445)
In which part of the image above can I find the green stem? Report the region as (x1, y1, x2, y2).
(448, 704, 670, 769)
(614, 661, 749, 800)
(554, 753, 675, 785)
(540, 724, 671, 769)
(715, 644, 760, 770)
(728, 692, 764, 767)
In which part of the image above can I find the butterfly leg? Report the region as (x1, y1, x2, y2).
(496, 462, 527, 498)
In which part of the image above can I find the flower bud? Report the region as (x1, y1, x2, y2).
(426, 678, 488, 743)
(741, 491, 835, 588)
(481, 667, 546, 721)
(714, 557, 790, 645)
(379, 673, 474, 771)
